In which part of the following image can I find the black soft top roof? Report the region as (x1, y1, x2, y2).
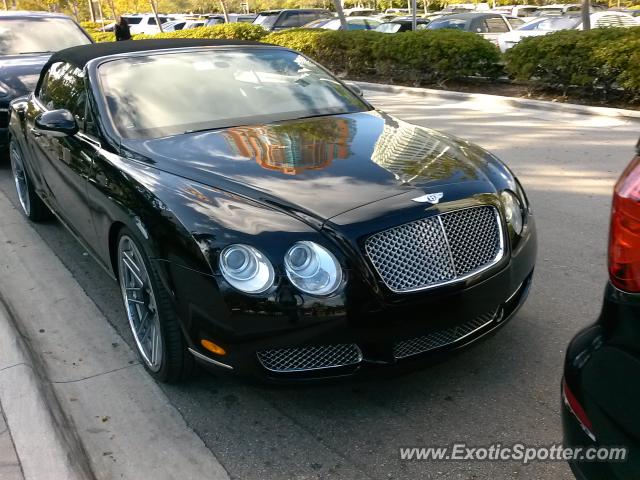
(46, 38, 268, 69)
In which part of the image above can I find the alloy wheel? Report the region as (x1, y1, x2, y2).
(9, 142, 31, 216)
(118, 235, 164, 372)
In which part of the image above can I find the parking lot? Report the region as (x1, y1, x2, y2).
(0, 90, 638, 480)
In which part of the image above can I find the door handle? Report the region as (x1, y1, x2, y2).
(30, 128, 42, 138)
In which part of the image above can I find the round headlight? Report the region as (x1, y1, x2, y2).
(284, 241, 343, 296)
(501, 190, 524, 235)
(219, 244, 275, 294)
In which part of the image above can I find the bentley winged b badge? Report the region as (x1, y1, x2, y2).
(411, 192, 444, 205)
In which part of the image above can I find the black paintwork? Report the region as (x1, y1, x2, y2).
(0, 12, 92, 147)
(563, 153, 640, 479)
(9, 44, 537, 380)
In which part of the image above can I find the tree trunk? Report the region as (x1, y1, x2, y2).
(150, 0, 164, 32)
(2, 0, 8, 10)
(581, 0, 590, 30)
(88, 0, 96, 22)
(219, 0, 230, 22)
(334, 0, 347, 30)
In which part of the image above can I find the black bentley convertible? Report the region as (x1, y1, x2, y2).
(8, 40, 537, 382)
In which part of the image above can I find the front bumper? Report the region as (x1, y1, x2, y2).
(175, 217, 537, 381)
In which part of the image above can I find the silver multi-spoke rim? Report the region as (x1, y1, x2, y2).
(118, 235, 163, 372)
(9, 143, 30, 216)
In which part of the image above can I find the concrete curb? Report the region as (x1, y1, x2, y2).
(0, 188, 230, 480)
(356, 81, 640, 121)
(0, 298, 93, 480)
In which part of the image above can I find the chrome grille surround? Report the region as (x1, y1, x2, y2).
(257, 344, 363, 373)
(365, 206, 504, 293)
(393, 308, 501, 359)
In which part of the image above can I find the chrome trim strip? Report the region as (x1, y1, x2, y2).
(366, 206, 506, 294)
(505, 280, 525, 304)
(188, 348, 234, 370)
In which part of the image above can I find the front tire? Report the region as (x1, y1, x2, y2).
(9, 138, 50, 222)
(116, 228, 193, 383)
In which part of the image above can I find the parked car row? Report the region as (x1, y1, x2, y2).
(497, 10, 639, 51)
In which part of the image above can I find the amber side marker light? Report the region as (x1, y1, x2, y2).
(201, 339, 226, 356)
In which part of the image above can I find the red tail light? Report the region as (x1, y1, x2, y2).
(609, 153, 640, 293)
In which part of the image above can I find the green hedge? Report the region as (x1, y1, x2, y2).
(135, 23, 267, 41)
(505, 27, 640, 97)
(265, 29, 501, 84)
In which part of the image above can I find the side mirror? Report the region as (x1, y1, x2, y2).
(346, 82, 364, 97)
(34, 109, 78, 137)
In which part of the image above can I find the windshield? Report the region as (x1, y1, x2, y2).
(519, 16, 579, 30)
(253, 12, 280, 29)
(98, 48, 370, 139)
(535, 8, 564, 16)
(427, 18, 468, 30)
(0, 17, 91, 55)
(376, 22, 402, 33)
(122, 16, 143, 24)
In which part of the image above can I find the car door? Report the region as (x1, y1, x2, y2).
(27, 61, 98, 248)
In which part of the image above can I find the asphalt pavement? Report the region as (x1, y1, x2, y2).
(0, 91, 638, 480)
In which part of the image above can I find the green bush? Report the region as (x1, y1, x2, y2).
(266, 28, 501, 84)
(91, 31, 115, 43)
(505, 27, 640, 97)
(80, 21, 102, 31)
(135, 23, 267, 41)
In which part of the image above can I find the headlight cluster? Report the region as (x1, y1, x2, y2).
(500, 190, 525, 235)
(219, 244, 275, 294)
(219, 241, 342, 296)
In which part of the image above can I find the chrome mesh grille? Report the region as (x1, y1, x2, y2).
(365, 206, 502, 293)
(440, 207, 502, 276)
(393, 308, 500, 359)
(257, 344, 363, 373)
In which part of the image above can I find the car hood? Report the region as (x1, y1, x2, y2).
(0, 53, 49, 104)
(123, 111, 497, 222)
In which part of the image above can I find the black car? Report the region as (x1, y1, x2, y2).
(426, 12, 524, 41)
(0, 11, 92, 154)
(562, 138, 640, 479)
(205, 13, 257, 26)
(252, 9, 333, 31)
(8, 39, 536, 383)
(375, 17, 432, 33)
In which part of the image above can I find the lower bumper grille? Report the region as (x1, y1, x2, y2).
(393, 308, 501, 359)
(257, 344, 363, 373)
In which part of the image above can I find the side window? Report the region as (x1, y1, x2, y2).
(38, 61, 87, 126)
(348, 19, 368, 30)
(149, 17, 157, 25)
(84, 103, 99, 138)
(484, 17, 510, 33)
(595, 15, 620, 27)
(507, 18, 525, 29)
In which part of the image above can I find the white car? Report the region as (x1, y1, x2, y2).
(161, 19, 205, 31)
(113, 14, 175, 35)
(491, 5, 540, 21)
(498, 11, 638, 52)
